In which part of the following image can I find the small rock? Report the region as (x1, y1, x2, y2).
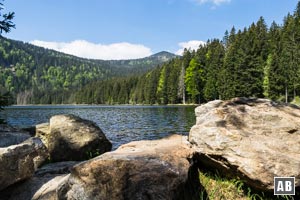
(0, 137, 48, 191)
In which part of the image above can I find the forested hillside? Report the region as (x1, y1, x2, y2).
(0, 37, 175, 104)
(2, 3, 300, 105)
(75, 2, 300, 105)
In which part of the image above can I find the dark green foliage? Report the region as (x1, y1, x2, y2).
(267, 8, 300, 102)
(0, 0, 15, 34)
(280, 14, 299, 102)
(0, 0, 14, 115)
(3, 2, 300, 105)
(204, 39, 225, 101)
(0, 36, 175, 104)
(268, 22, 284, 100)
(74, 2, 300, 105)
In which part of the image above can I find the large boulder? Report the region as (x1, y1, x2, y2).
(0, 161, 78, 200)
(0, 124, 31, 147)
(0, 137, 48, 191)
(36, 114, 112, 162)
(189, 97, 300, 191)
(58, 134, 202, 200)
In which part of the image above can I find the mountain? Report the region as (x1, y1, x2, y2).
(149, 51, 178, 61)
(101, 51, 177, 73)
(0, 36, 175, 104)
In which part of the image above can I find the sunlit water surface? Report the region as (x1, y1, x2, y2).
(0, 105, 196, 149)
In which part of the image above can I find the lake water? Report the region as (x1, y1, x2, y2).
(0, 105, 196, 149)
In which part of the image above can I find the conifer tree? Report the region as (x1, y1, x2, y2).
(0, 0, 14, 111)
(0, 0, 14, 34)
(280, 14, 297, 102)
(204, 39, 225, 101)
(220, 28, 239, 99)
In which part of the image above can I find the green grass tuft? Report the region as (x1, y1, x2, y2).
(198, 170, 296, 200)
(291, 96, 300, 106)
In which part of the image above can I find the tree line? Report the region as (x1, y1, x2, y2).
(2, 1, 300, 105)
(0, 37, 174, 104)
(0, 0, 175, 106)
(75, 2, 300, 105)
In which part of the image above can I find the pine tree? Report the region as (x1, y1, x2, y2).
(240, 17, 268, 98)
(268, 21, 283, 100)
(280, 14, 297, 102)
(220, 28, 239, 99)
(293, 2, 300, 99)
(0, 0, 15, 34)
(167, 60, 180, 104)
(222, 30, 229, 50)
(144, 70, 159, 105)
(204, 39, 225, 101)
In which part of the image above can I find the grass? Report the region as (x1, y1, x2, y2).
(86, 148, 102, 159)
(198, 170, 296, 200)
(291, 96, 300, 106)
(199, 170, 248, 200)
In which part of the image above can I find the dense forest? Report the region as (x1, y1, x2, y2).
(0, 36, 175, 104)
(75, 2, 300, 105)
(2, 3, 300, 105)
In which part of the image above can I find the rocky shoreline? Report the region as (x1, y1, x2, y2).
(0, 97, 299, 199)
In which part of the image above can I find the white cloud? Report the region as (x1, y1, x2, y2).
(175, 40, 206, 55)
(194, 0, 231, 6)
(30, 40, 153, 60)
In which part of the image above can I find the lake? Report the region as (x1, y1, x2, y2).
(0, 105, 196, 149)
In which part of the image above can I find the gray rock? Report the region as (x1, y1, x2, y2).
(0, 124, 31, 147)
(189, 97, 300, 191)
(35, 123, 50, 147)
(0, 137, 48, 191)
(0, 161, 77, 200)
(37, 114, 112, 162)
(35, 161, 78, 176)
(59, 134, 202, 200)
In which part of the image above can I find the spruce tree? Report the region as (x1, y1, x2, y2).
(204, 39, 225, 101)
(268, 21, 283, 100)
(220, 28, 239, 99)
(280, 14, 297, 102)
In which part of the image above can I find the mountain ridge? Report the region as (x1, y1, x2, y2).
(0, 36, 176, 104)
(0, 36, 177, 67)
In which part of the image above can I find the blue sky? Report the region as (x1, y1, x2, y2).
(3, 0, 299, 59)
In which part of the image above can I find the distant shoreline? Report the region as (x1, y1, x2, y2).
(7, 103, 198, 107)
